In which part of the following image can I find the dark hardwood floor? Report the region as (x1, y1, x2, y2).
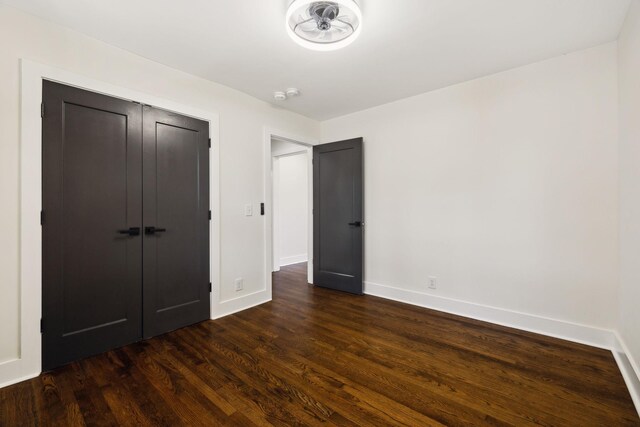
(1, 262, 638, 426)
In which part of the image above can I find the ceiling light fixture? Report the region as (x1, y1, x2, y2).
(274, 91, 287, 101)
(286, 0, 362, 52)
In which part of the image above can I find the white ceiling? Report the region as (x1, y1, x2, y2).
(4, 0, 632, 120)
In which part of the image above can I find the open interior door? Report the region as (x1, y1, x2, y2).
(313, 138, 363, 294)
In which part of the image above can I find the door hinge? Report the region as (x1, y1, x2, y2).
(208, 210, 212, 220)
(208, 138, 211, 148)
(40, 211, 44, 226)
(209, 282, 212, 293)
(260, 203, 265, 216)
(41, 102, 45, 118)
(40, 318, 43, 333)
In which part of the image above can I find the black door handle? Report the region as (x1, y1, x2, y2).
(145, 226, 167, 235)
(348, 221, 362, 227)
(118, 227, 140, 236)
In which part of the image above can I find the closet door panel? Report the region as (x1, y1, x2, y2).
(42, 81, 143, 370)
(142, 106, 210, 338)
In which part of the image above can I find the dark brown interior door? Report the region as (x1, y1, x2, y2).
(313, 138, 364, 294)
(42, 81, 143, 370)
(142, 106, 210, 338)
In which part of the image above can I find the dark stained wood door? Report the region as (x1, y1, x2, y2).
(43, 83, 211, 370)
(42, 80, 143, 370)
(313, 138, 364, 294)
(142, 106, 210, 338)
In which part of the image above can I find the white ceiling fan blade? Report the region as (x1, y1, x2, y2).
(334, 17, 355, 33)
(332, 24, 347, 33)
(299, 21, 318, 31)
(319, 30, 334, 41)
(322, 4, 339, 20)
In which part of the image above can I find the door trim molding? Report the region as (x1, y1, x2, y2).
(0, 59, 221, 388)
(263, 129, 317, 297)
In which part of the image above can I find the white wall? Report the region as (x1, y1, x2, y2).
(277, 153, 309, 266)
(321, 42, 620, 331)
(0, 5, 319, 365)
(618, 0, 640, 389)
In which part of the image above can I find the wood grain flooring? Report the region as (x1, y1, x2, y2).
(1, 262, 638, 426)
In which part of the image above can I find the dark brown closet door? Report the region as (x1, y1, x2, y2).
(42, 81, 143, 370)
(142, 105, 210, 338)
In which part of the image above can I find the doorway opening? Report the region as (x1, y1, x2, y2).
(264, 131, 315, 296)
(272, 139, 310, 273)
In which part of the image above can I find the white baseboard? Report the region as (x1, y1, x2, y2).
(364, 281, 615, 349)
(211, 289, 271, 320)
(0, 358, 39, 389)
(613, 332, 640, 416)
(365, 280, 639, 416)
(279, 254, 308, 267)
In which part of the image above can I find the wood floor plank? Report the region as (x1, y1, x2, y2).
(0, 261, 638, 426)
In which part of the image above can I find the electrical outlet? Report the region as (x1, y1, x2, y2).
(235, 278, 244, 291)
(244, 204, 253, 216)
(428, 276, 437, 290)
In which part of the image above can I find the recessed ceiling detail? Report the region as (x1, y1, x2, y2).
(286, 0, 362, 51)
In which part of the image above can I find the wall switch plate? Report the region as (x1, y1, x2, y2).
(428, 277, 437, 289)
(235, 278, 244, 291)
(244, 204, 253, 216)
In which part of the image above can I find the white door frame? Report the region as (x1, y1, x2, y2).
(1, 59, 221, 388)
(272, 149, 310, 272)
(263, 129, 317, 294)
